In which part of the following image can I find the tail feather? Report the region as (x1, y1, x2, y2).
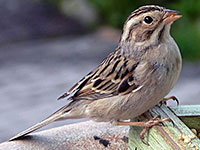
(9, 105, 71, 141)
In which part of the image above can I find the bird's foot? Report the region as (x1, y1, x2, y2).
(139, 115, 170, 145)
(117, 115, 170, 145)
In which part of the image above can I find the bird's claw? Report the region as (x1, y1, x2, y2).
(159, 96, 179, 106)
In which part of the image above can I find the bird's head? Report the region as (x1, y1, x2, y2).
(120, 5, 181, 45)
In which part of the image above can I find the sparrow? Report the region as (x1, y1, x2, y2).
(9, 5, 182, 144)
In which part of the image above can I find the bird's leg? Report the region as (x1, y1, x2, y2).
(160, 96, 179, 105)
(116, 115, 170, 145)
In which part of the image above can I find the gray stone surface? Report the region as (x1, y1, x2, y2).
(0, 121, 129, 150)
(0, 32, 200, 143)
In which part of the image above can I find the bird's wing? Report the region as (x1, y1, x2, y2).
(57, 50, 140, 101)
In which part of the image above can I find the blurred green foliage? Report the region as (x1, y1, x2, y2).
(88, 0, 200, 60)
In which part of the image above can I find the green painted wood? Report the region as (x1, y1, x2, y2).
(170, 105, 200, 131)
(170, 105, 200, 117)
(128, 117, 175, 150)
(180, 116, 200, 132)
(128, 105, 200, 150)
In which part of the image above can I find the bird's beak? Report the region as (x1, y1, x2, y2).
(163, 9, 182, 24)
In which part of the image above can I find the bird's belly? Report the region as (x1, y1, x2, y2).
(124, 60, 181, 119)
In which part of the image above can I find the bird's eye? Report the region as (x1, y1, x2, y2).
(144, 16, 153, 24)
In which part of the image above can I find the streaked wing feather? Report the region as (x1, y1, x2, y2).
(58, 50, 140, 101)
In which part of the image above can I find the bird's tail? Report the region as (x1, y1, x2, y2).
(9, 105, 71, 141)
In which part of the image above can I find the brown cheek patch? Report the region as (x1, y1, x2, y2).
(135, 29, 154, 42)
(125, 22, 140, 42)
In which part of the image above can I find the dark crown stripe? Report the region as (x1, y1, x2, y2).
(127, 5, 164, 21)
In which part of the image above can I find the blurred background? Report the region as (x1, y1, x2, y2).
(0, 0, 200, 142)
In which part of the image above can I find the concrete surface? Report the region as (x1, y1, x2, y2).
(0, 121, 129, 150)
(0, 31, 200, 143)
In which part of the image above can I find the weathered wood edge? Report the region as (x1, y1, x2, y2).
(170, 105, 200, 117)
(128, 105, 200, 150)
(170, 105, 200, 131)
